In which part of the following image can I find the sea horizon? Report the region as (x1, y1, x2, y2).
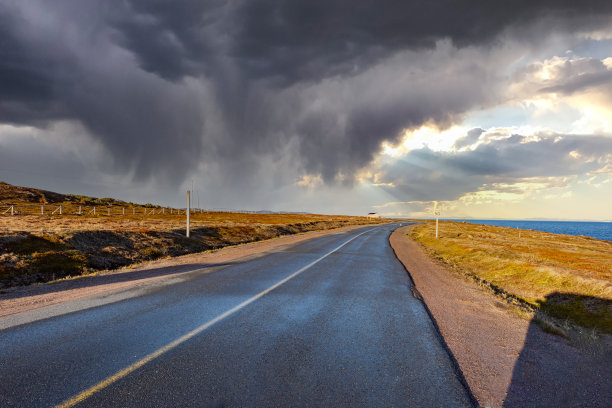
(422, 217, 612, 223)
(433, 219, 612, 242)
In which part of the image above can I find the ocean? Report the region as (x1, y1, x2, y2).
(446, 220, 612, 242)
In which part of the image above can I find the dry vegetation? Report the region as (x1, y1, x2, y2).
(0, 182, 384, 288)
(410, 221, 612, 334)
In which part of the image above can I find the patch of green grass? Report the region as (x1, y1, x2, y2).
(539, 295, 612, 334)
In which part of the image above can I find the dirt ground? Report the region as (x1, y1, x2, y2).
(390, 226, 611, 408)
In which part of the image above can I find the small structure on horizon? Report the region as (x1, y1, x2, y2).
(367, 212, 380, 219)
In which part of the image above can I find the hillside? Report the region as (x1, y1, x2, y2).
(0, 182, 70, 204)
(0, 181, 147, 209)
(0, 182, 384, 288)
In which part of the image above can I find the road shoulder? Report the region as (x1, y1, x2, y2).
(390, 225, 611, 408)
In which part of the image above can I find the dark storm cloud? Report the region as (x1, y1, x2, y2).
(111, 0, 612, 84)
(375, 133, 612, 201)
(1, 0, 612, 186)
(0, 7, 72, 124)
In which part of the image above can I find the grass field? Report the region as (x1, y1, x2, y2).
(0, 182, 384, 288)
(410, 221, 612, 334)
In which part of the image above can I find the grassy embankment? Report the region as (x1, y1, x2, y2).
(410, 221, 611, 334)
(0, 182, 385, 288)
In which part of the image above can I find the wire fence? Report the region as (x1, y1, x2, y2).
(1, 204, 271, 217)
(1, 204, 196, 217)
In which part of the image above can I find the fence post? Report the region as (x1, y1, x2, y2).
(93, 207, 96, 215)
(78, 206, 82, 215)
(41, 206, 44, 215)
(11, 205, 14, 216)
(122, 208, 125, 215)
(59, 205, 62, 215)
(162, 208, 165, 215)
(107, 207, 110, 216)
(186, 190, 190, 237)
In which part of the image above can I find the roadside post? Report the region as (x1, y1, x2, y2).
(435, 209, 440, 238)
(186, 190, 191, 237)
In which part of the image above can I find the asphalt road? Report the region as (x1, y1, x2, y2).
(0, 223, 474, 407)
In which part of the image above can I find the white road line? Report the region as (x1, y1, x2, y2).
(55, 226, 378, 408)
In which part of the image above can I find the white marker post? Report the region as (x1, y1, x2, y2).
(186, 190, 191, 238)
(435, 209, 440, 238)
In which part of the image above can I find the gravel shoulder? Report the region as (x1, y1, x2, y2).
(390, 226, 611, 408)
(0, 224, 368, 327)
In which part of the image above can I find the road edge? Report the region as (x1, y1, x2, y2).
(388, 223, 480, 408)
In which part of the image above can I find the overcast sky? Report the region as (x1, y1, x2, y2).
(1, 0, 611, 219)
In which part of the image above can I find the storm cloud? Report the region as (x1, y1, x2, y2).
(1, 0, 612, 190)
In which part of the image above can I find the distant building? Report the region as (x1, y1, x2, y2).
(367, 212, 379, 218)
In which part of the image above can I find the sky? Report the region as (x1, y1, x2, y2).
(1, 0, 611, 220)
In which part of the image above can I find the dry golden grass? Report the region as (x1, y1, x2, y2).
(410, 221, 612, 333)
(0, 211, 373, 233)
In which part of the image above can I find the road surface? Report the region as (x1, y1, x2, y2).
(0, 224, 474, 407)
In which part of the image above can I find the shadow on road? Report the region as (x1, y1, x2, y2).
(503, 292, 612, 407)
(0, 261, 236, 301)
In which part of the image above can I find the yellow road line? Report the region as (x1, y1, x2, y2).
(55, 227, 376, 408)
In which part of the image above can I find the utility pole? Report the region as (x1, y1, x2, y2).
(197, 191, 200, 212)
(186, 190, 191, 237)
(434, 203, 440, 238)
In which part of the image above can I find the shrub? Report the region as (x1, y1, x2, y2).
(30, 250, 88, 277)
(4, 235, 67, 255)
(140, 247, 162, 259)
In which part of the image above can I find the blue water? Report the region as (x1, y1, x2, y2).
(446, 220, 612, 242)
